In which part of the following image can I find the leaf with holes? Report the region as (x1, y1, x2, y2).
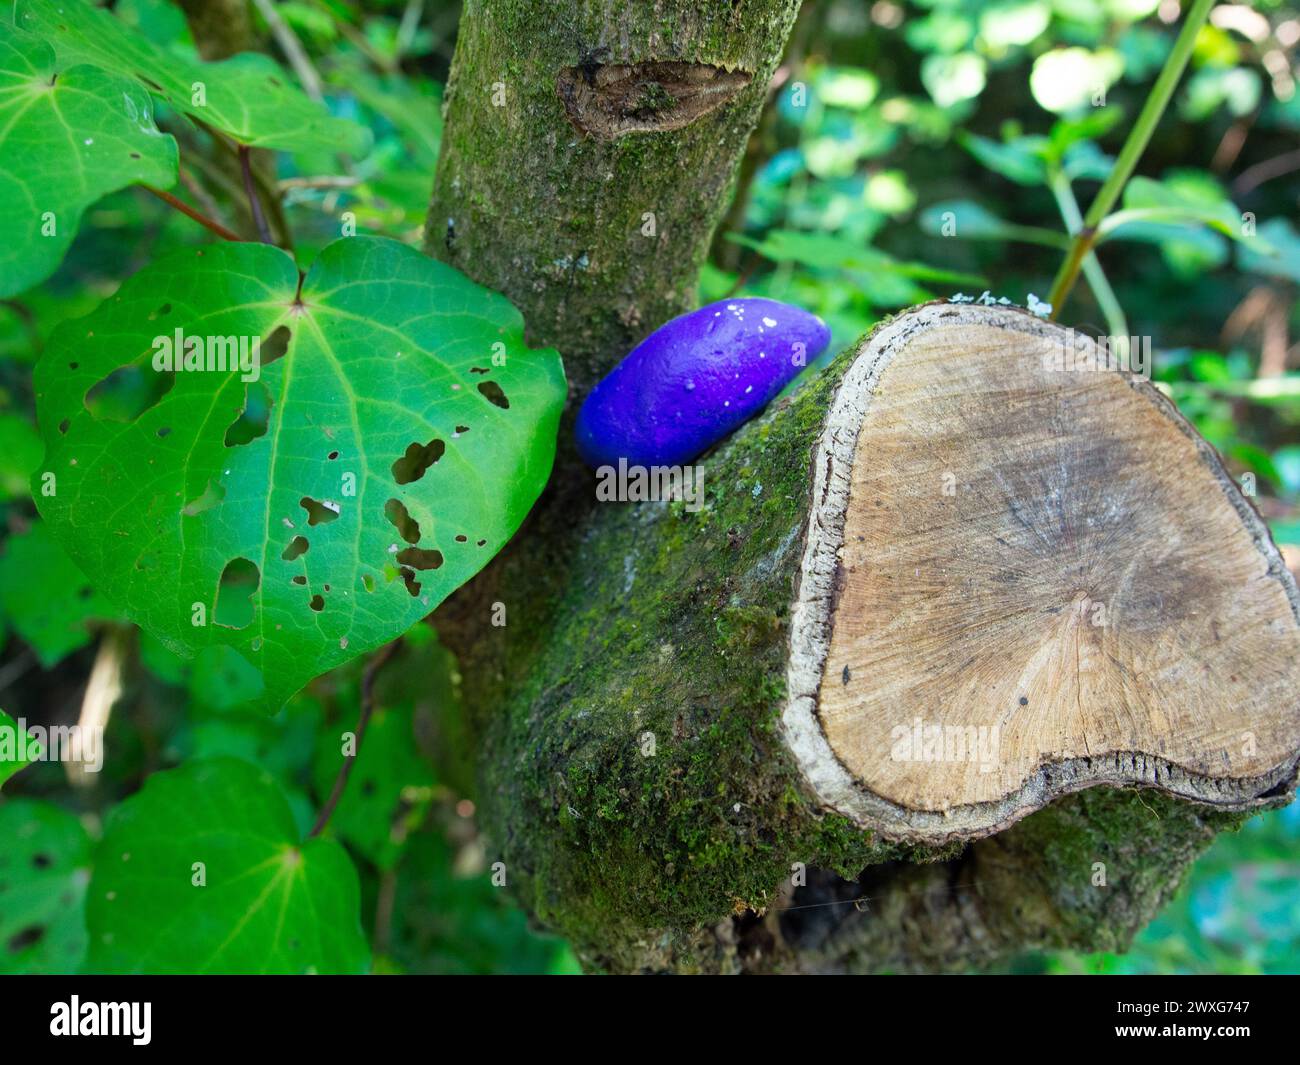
(33, 236, 566, 711)
(86, 758, 368, 973)
(0, 799, 91, 973)
(0, 709, 43, 790)
(0, 29, 178, 297)
(14, 0, 369, 156)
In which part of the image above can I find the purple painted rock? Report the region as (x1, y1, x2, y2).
(576, 298, 831, 467)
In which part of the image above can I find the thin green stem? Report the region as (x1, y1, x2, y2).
(1048, 170, 1129, 343)
(1047, 0, 1214, 318)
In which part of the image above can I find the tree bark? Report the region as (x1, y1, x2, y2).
(425, 0, 802, 396)
(424, 3, 1300, 974)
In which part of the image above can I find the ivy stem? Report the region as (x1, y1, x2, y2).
(1048, 169, 1129, 343)
(238, 145, 274, 244)
(142, 184, 244, 242)
(309, 639, 403, 840)
(1047, 0, 1214, 318)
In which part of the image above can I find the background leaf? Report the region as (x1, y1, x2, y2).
(14, 0, 369, 155)
(86, 757, 368, 974)
(0, 30, 177, 296)
(919, 199, 1070, 247)
(0, 708, 43, 789)
(312, 700, 435, 870)
(0, 412, 44, 500)
(0, 521, 114, 667)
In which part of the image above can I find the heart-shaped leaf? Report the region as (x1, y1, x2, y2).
(33, 236, 566, 711)
(0, 30, 178, 296)
(86, 758, 368, 974)
(14, 0, 369, 155)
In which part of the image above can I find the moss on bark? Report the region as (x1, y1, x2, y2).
(467, 342, 909, 971)
(445, 323, 1282, 974)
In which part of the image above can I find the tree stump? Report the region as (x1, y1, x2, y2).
(448, 303, 1300, 973)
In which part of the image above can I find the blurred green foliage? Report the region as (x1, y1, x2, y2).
(0, 0, 1297, 974)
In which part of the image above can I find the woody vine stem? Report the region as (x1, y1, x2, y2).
(1046, 0, 1214, 318)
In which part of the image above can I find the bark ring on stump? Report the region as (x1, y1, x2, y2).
(784, 302, 1300, 844)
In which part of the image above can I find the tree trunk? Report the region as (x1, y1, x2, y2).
(425, 0, 802, 396)
(424, 3, 1300, 974)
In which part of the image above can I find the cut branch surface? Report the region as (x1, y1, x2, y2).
(786, 304, 1300, 843)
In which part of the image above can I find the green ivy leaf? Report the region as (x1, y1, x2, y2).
(14, 0, 369, 155)
(34, 237, 566, 711)
(0, 708, 43, 789)
(86, 757, 369, 974)
(0, 521, 114, 667)
(0, 29, 178, 297)
(0, 799, 91, 973)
